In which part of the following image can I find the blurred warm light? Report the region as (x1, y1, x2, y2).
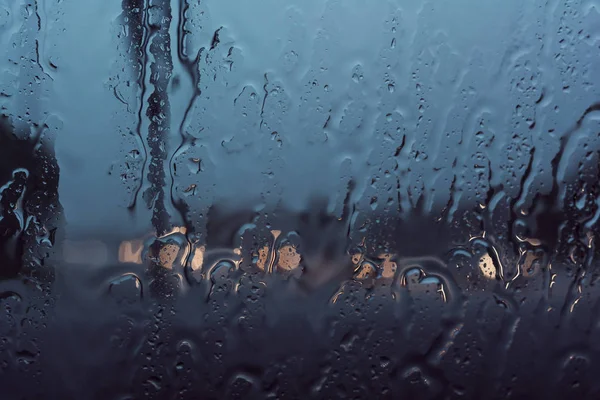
(277, 245, 301, 271)
(355, 262, 376, 279)
(478, 253, 496, 279)
(378, 253, 397, 279)
(118, 239, 144, 264)
(256, 245, 269, 270)
(521, 251, 540, 277)
(191, 245, 205, 271)
(159, 225, 187, 237)
(158, 243, 180, 269)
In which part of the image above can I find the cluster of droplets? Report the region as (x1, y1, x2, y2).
(2, 0, 600, 397)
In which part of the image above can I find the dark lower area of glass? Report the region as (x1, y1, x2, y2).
(1, 266, 600, 400)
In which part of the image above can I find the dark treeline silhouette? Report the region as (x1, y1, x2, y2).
(0, 116, 61, 283)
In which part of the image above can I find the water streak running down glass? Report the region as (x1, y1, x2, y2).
(1, 0, 600, 398)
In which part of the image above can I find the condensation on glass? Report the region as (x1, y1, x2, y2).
(1, 0, 600, 398)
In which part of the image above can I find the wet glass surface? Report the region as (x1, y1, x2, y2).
(1, 0, 600, 398)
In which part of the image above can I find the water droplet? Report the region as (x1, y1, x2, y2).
(108, 273, 143, 304)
